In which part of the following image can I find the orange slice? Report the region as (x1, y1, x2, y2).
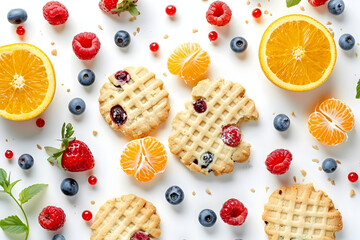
(259, 15, 336, 91)
(120, 136, 167, 182)
(0, 43, 56, 120)
(167, 42, 210, 84)
(308, 99, 354, 146)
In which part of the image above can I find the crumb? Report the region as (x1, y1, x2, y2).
(264, 10, 269, 15)
(163, 34, 169, 39)
(192, 29, 198, 33)
(51, 42, 55, 45)
(205, 188, 211, 195)
(356, 52, 358, 57)
(318, 166, 322, 171)
(6, 139, 8, 142)
(331, 180, 335, 186)
(61, 83, 64, 86)
(336, 160, 341, 165)
(328, 178, 331, 181)
(36, 144, 42, 150)
(66, 89, 70, 92)
(246, 0, 250, 5)
(291, 112, 296, 117)
(302, 178, 305, 182)
(350, 189, 355, 197)
(129, 16, 136, 22)
(98, 25, 103, 30)
(245, 20, 249, 24)
(133, 32, 137, 36)
(91, 200, 96, 205)
(340, 28, 342, 31)
(51, 49, 57, 56)
(192, 191, 196, 196)
(328, 27, 333, 32)
(92, 130, 98, 136)
(300, 6, 305, 11)
(300, 169, 307, 177)
(250, 188, 255, 193)
(312, 145, 319, 150)
(312, 158, 319, 163)
(293, 176, 297, 183)
(137, 27, 140, 33)
(163, 73, 167, 77)
(326, 21, 332, 25)
(265, 186, 269, 192)
(270, 13, 273, 16)
(257, 3, 261, 7)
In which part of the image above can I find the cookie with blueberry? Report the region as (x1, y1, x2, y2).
(99, 66, 170, 139)
(168, 78, 258, 176)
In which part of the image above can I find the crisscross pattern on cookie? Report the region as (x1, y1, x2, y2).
(169, 78, 258, 176)
(91, 194, 161, 240)
(99, 66, 170, 139)
(263, 184, 343, 240)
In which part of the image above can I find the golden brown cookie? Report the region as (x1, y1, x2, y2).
(168, 78, 258, 176)
(99, 66, 170, 139)
(263, 184, 343, 240)
(90, 194, 161, 240)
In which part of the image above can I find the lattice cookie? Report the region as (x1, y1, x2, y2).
(168, 78, 258, 176)
(90, 194, 161, 240)
(99, 66, 170, 139)
(262, 184, 343, 240)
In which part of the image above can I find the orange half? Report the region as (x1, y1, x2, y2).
(120, 136, 167, 182)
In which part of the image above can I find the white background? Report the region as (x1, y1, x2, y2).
(0, 0, 360, 239)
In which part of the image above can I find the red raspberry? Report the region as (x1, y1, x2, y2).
(220, 198, 248, 226)
(99, 0, 118, 15)
(221, 125, 241, 147)
(206, 1, 232, 27)
(38, 206, 66, 231)
(131, 231, 150, 240)
(265, 149, 293, 175)
(72, 32, 101, 60)
(308, 0, 328, 7)
(43, 1, 69, 25)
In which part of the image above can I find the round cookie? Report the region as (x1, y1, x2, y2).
(263, 184, 343, 240)
(99, 66, 170, 139)
(90, 194, 161, 240)
(168, 78, 258, 176)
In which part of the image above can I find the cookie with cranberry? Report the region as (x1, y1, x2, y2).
(168, 78, 258, 176)
(90, 194, 161, 240)
(99, 66, 170, 139)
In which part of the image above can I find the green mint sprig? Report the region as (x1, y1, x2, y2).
(287, 0, 302, 7)
(356, 79, 360, 98)
(0, 168, 47, 240)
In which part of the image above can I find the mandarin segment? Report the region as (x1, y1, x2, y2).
(120, 137, 167, 182)
(167, 42, 210, 84)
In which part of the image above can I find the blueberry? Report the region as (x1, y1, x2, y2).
(200, 152, 214, 168)
(273, 114, 290, 132)
(60, 178, 79, 196)
(78, 69, 95, 86)
(339, 34, 355, 51)
(18, 154, 34, 170)
(198, 209, 217, 227)
(230, 37, 248, 53)
(114, 30, 131, 48)
(52, 234, 66, 240)
(68, 98, 86, 115)
(328, 0, 345, 15)
(322, 158, 337, 173)
(7, 8, 28, 24)
(165, 186, 184, 205)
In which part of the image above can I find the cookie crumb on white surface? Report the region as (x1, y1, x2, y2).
(137, 27, 140, 33)
(331, 180, 335, 186)
(250, 188, 255, 193)
(205, 189, 211, 195)
(133, 32, 137, 36)
(93, 130, 98, 136)
(336, 160, 341, 164)
(246, 0, 250, 5)
(312, 145, 319, 150)
(257, 3, 261, 7)
(51, 49, 57, 56)
(129, 16, 136, 22)
(37, 144, 42, 150)
(163, 34, 169, 39)
(245, 20, 249, 24)
(293, 176, 297, 183)
(350, 189, 355, 197)
(300, 169, 307, 177)
(291, 112, 296, 117)
(318, 166, 322, 171)
(192, 29, 198, 33)
(264, 10, 269, 15)
(91, 200, 95, 205)
(192, 191, 196, 196)
(265, 186, 269, 192)
(326, 21, 332, 25)
(51, 42, 55, 45)
(98, 25, 103, 30)
(163, 73, 167, 77)
(300, 6, 305, 11)
(66, 89, 70, 92)
(312, 158, 319, 163)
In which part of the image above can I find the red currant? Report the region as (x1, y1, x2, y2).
(82, 210, 92, 221)
(88, 175, 97, 185)
(208, 31, 218, 41)
(252, 8, 262, 18)
(5, 150, 13, 159)
(165, 5, 177, 16)
(348, 172, 359, 183)
(149, 42, 159, 52)
(36, 118, 45, 128)
(16, 26, 26, 35)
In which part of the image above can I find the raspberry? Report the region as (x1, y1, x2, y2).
(38, 206, 66, 231)
(308, 0, 328, 7)
(265, 149, 293, 175)
(43, 1, 69, 25)
(220, 198, 248, 226)
(221, 125, 241, 147)
(131, 231, 150, 240)
(206, 1, 232, 27)
(72, 32, 101, 60)
(99, 0, 118, 14)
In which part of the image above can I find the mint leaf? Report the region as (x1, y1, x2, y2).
(7, 179, 21, 193)
(0, 168, 7, 187)
(65, 123, 74, 139)
(286, 0, 301, 7)
(356, 79, 360, 98)
(128, 6, 140, 16)
(19, 184, 47, 205)
(0, 216, 27, 234)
